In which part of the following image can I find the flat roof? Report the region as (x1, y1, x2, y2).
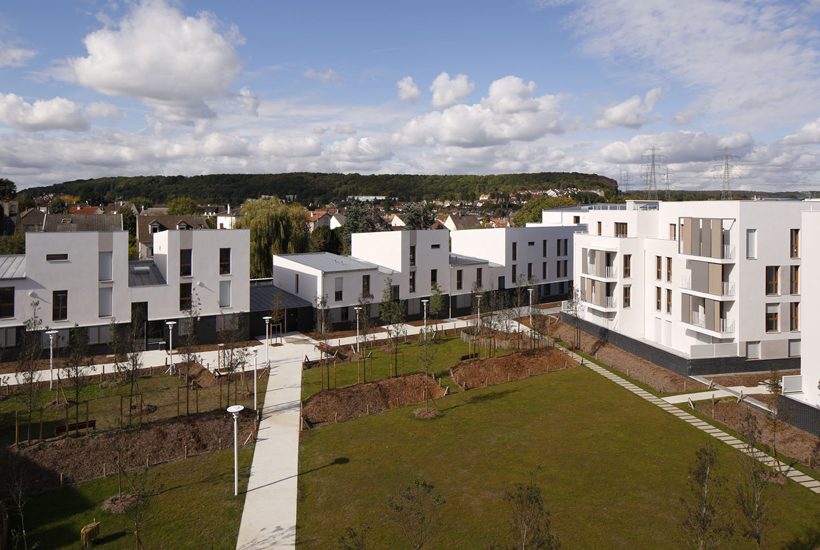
(276, 252, 382, 273)
(128, 261, 167, 287)
(250, 283, 312, 311)
(0, 255, 25, 279)
(449, 253, 487, 266)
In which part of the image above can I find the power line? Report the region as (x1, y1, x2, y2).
(641, 147, 667, 200)
(714, 147, 740, 200)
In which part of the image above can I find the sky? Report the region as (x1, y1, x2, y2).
(2, 0, 820, 192)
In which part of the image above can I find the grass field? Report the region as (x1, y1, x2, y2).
(297, 366, 820, 549)
(11, 445, 254, 549)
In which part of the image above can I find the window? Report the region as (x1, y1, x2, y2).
(219, 248, 231, 274)
(527, 263, 533, 280)
(392, 285, 400, 300)
(0, 287, 13, 318)
(499, 276, 506, 291)
(669, 224, 677, 240)
(623, 286, 631, 308)
(431, 244, 441, 249)
(220, 280, 232, 308)
(528, 241, 535, 246)
(99, 287, 112, 317)
(295, 274, 299, 293)
(179, 283, 192, 311)
(180, 249, 192, 277)
(765, 266, 779, 295)
(87, 325, 111, 345)
(614, 222, 627, 237)
(746, 229, 757, 259)
(341, 307, 349, 322)
(556, 260, 568, 278)
(512, 242, 518, 261)
(790, 302, 799, 331)
(790, 229, 799, 258)
(623, 255, 631, 278)
(512, 264, 517, 280)
(656, 256, 662, 280)
(789, 339, 801, 357)
(666, 289, 672, 313)
(542, 262, 547, 279)
(573, 216, 580, 224)
(53, 290, 68, 321)
(476, 268, 482, 287)
(747, 341, 761, 359)
(666, 257, 672, 282)
(766, 303, 778, 332)
(410, 246, 416, 266)
(790, 266, 799, 295)
(457, 269, 463, 290)
(597, 221, 602, 235)
(431, 269, 438, 285)
(99, 252, 113, 281)
(409, 271, 416, 293)
(542, 240, 547, 257)
(46, 253, 68, 262)
(335, 277, 343, 302)
(556, 239, 568, 256)
(0, 327, 16, 348)
(150, 223, 160, 234)
(655, 287, 661, 311)
(362, 275, 370, 294)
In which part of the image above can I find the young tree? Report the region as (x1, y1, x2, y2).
(733, 414, 772, 550)
(679, 441, 732, 550)
(417, 336, 437, 413)
(563, 286, 584, 350)
(16, 300, 43, 442)
(61, 324, 92, 430)
(271, 291, 286, 344)
(110, 310, 146, 427)
(218, 312, 249, 406)
(357, 291, 375, 350)
(503, 472, 561, 550)
(115, 464, 162, 550)
(338, 525, 370, 550)
(764, 367, 790, 473)
(4, 452, 35, 550)
(379, 277, 406, 376)
(387, 477, 446, 550)
(179, 290, 201, 415)
(428, 282, 445, 326)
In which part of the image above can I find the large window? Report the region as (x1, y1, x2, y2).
(614, 222, 627, 237)
(790, 302, 799, 331)
(409, 246, 416, 267)
(476, 268, 482, 287)
(362, 274, 370, 295)
(431, 269, 437, 285)
(512, 242, 517, 261)
(180, 249, 192, 277)
(409, 271, 416, 293)
(220, 280, 232, 308)
(219, 248, 231, 274)
(623, 286, 631, 308)
(666, 257, 672, 282)
(791, 266, 799, 295)
(99, 287, 112, 317)
(335, 277, 343, 302)
(765, 266, 779, 295)
(179, 283, 192, 311)
(766, 303, 778, 333)
(0, 287, 13, 318)
(623, 254, 631, 278)
(542, 240, 547, 258)
(790, 228, 799, 258)
(655, 287, 661, 311)
(99, 252, 113, 281)
(746, 229, 757, 259)
(456, 269, 463, 290)
(53, 290, 68, 321)
(656, 256, 662, 280)
(666, 289, 672, 313)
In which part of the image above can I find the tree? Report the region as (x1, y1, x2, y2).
(61, 324, 93, 429)
(387, 477, 446, 550)
(235, 198, 310, 278)
(357, 291, 375, 352)
(342, 201, 388, 254)
(49, 196, 67, 214)
(0, 178, 16, 200)
(503, 472, 561, 550)
(309, 224, 341, 253)
(218, 312, 249, 406)
(167, 197, 200, 215)
(513, 197, 577, 226)
(338, 525, 370, 550)
(679, 441, 732, 550)
(733, 414, 772, 550)
(118, 205, 139, 260)
(271, 291, 286, 344)
(110, 310, 145, 427)
(4, 452, 35, 550)
(429, 283, 445, 325)
(417, 336, 437, 413)
(179, 290, 201, 415)
(0, 232, 25, 254)
(764, 367, 790, 473)
(379, 277, 406, 376)
(115, 464, 162, 550)
(563, 286, 584, 350)
(403, 203, 435, 230)
(16, 301, 43, 442)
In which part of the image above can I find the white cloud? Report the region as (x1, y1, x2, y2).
(600, 130, 754, 164)
(399, 75, 564, 148)
(396, 76, 420, 104)
(303, 68, 340, 83)
(429, 72, 474, 109)
(784, 117, 820, 145)
(0, 93, 125, 132)
(237, 87, 260, 116)
(592, 87, 663, 130)
(0, 41, 36, 68)
(670, 102, 708, 126)
(62, 0, 245, 123)
(255, 134, 323, 157)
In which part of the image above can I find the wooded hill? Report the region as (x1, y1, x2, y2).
(24, 172, 618, 205)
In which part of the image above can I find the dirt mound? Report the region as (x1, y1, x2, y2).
(449, 347, 577, 391)
(102, 492, 140, 514)
(302, 373, 445, 427)
(413, 408, 442, 419)
(187, 363, 216, 388)
(101, 378, 126, 389)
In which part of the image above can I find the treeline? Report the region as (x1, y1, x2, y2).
(25, 172, 618, 206)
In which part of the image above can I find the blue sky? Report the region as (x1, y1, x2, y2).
(2, 0, 820, 192)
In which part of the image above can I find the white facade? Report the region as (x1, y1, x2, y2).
(572, 200, 808, 362)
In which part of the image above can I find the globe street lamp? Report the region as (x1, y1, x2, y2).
(262, 316, 271, 369)
(252, 348, 258, 412)
(227, 405, 245, 496)
(353, 306, 362, 353)
(476, 294, 482, 331)
(421, 299, 429, 340)
(46, 330, 58, 390)
(166, 321, 176, 374)
(528, 287, 534, 328)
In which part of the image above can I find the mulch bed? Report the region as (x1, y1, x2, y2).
(0, 354, 117, 376)
(537, 317, 706, 393)
(707, 370, 800, 388)
(1, 408, 257, 493)
(302, 373, 445, 428)
(692, 399, 820, 472)
(304, 327, 387, 341)
(449, 347, 578, 391)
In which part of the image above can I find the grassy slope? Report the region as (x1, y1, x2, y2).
(297, 367, 820, 549)
(14, 445, 254, 549)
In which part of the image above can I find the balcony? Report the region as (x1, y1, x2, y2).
(680, 275, 735, 299)
(680, 243, 736, 263)
(687, 313, 735, 337)
(581, 292, 618, 312)
(583, 265, 617, 280)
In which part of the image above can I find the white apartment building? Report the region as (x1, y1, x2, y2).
(571, 200, 808, 374)
(0, 229, 250, 355)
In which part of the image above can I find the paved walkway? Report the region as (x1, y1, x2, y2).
(662, 385, 770, 404)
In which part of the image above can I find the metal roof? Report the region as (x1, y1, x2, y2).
(43, 213, 123, 232)
(449, 253, 487, 266)
(128, 261, 167, 287)
(250, 283, 312, 311)
(276, 252, 382, 273)
(0, 255, 25, 279)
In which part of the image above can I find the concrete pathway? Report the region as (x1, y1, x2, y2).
(236, 333, 318, 550)
(662, 385, 770, 404)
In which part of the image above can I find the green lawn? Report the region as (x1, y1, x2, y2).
(11, 445, 254, 549)
(297, 366, 820, 549)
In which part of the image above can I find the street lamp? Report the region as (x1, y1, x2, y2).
(528, 287, 534, 328)
(353, 306, 362, 353)
(252, 348, 258, 412)
(421, 299, 429, 340)
(227, 405, 245, 496)
(476, 295, 482, 331)
(46, 330, 58, 391)
(166, 321, 176, 374)
(262, 316, 271, 369)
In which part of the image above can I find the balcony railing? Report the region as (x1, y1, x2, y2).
(689, 313, 734, 333)
(719, 318, 735, 333)
(691, 312, 705, 328)
(604, 266, 617, 278)
(580, 293, 616, 308)
(722, 282, 735, 296)
(723, 245, 735, 259)
(680, 275, 735, 297)
(583, 265, 616, 278)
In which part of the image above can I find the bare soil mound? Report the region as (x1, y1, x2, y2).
(302, 373, 445, 428)
(101, 492, 140, 514)
(539, 318, 705, 393)
(187, 363, 216, 388)
(707, 370, 799, 388)
(413, 408, 442, 419)
(449, 347, 577, 391)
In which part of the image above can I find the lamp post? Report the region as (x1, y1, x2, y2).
(528, 287, 534, 327)
(476, 295, 482, 331)
(252, 348, 258, 412)
(262, 316, 271, 369)
(421, 299, 429, 340)
(227, 405, 244, 496)
(353, 306, 362, 353)
(166, 321, 176, 374)
(46, 330, 58, 390)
